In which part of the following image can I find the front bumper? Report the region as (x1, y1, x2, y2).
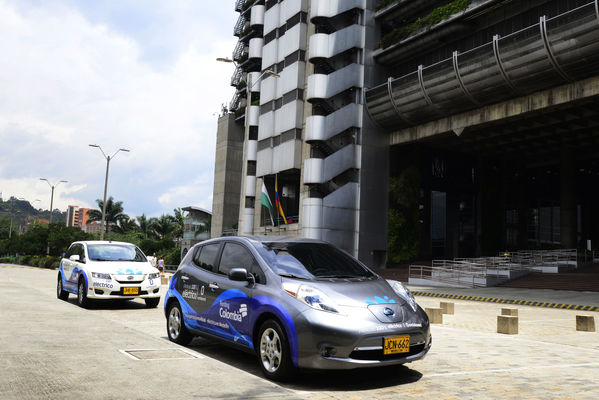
(87, 275, 161, 299)
(294, 305, 431, 370)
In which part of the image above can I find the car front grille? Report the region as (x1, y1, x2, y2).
(349, 343, 426, 361)
(114, 275, 145, 283)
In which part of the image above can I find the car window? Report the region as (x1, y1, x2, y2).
(194, 243, 220, 272)
(87, 244, 146, 262)
(65, 245, 76, 258)
(218, 242, 265, 283)
(256, 242, 374, 279)
(76, 244, 86, 263)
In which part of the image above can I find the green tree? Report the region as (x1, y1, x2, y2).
(111, 215, 140, 234)
(387, 167, 421, 263)
(172, 208, 185, 238)
(87, 197, 127, 233)
(136, 214, 153, 239)
(151, 214, 176, 239)
(48, 223, 92, 256)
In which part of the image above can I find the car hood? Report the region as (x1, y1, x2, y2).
(305, 277, 407, 308)
(87, 261, 158, 275)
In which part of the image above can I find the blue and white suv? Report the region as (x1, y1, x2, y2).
(57, 241, 161, 308)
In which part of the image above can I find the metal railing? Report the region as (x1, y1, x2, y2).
(409, 248, 585, 287)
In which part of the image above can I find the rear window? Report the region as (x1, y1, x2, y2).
(255, 242, 374, 280)
(87, 244, 147, 262)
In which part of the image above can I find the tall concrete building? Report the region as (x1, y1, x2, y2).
(213, 0, 599, 267)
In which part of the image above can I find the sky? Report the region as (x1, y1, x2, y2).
(0, 0, 238, 218)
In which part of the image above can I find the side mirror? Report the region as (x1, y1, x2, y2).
(228, 268, 249, 282)
(69, 255, 80, 262)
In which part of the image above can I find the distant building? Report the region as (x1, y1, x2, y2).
(180, 206, 212, 259)
(84, 221, 103, 234)
(65, 205, 91, 229)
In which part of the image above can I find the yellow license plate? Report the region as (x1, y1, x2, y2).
(383, 336, 410, 355)
(123, 287, 139, 295)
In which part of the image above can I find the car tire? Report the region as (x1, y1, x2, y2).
(77, 278, 90, 309)
(57, 274, 69, 301)
(145, 297, 160, 308)
(257, 319, 294, 381)
(167, 302, 192, 345)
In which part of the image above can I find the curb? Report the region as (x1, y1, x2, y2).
(412, 291, 599, 312)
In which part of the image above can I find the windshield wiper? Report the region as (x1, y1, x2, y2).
(278, 273, 309, 280)
(316, 274, 360, 279)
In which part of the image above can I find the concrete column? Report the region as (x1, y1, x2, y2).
(560, 148, 577, 248)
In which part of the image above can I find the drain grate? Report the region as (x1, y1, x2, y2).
(120, 348, 203, 360)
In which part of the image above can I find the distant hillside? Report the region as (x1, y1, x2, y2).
(0, 197, 67, 226)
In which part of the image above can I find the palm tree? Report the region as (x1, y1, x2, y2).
(87, 197, 128, 233)
(111, 215, 140, 234)
(136, 214, 152, 238)
(172, 208, 185, 238)
(151, 214, 176, 239)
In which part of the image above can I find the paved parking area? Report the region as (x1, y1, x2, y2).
(1, 264, 598, 399)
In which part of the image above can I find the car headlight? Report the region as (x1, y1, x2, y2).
(388, 280, 417, 312)
(92, 272, 111, 280)
(148, 272, 160, 279)
(282, 282, 340, 314)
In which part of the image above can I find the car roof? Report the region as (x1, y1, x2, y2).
(72, 240, 138, 246)
(204, 236, 329, 246)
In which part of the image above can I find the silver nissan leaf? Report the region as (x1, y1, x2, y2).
(164, 236, 431, 380)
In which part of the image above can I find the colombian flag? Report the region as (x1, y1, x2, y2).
(275, 176, 289, 225)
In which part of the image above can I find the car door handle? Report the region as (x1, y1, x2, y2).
(209, 283, 219, 290)
(181, 276, 190, 281)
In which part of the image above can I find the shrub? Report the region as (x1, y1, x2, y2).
(380, 0, 472, 49)
(163, 247, 181, 267)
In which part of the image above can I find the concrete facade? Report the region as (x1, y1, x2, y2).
(213, 0, 599, 266)
(211, 113, 244, 238)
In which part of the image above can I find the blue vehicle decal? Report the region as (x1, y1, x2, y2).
(59, 263, 87, 294)
(115, 268, 143, 275)
(365, 295, 397, 305)
(165, 284, 299, 366)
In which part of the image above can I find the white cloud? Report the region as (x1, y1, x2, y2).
(0, 0, 236, 217)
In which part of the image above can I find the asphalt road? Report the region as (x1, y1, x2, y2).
(1, 265, 598, 399)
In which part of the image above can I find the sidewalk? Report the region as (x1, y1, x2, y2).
(407, 285, 599, 311)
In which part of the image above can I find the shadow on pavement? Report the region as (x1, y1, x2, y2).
(64, 297, 150, 310)
(185, 337, 422, 390)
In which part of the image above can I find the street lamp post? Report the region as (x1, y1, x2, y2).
(40, 179, 68, 223)
(89, 145, 130, 240)
(40, 180, 67, 254)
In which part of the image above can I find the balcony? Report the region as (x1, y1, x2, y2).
(310, 0, 365, 21)
(365, 1, 599, 129)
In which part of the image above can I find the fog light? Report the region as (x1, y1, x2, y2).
(320, 346, 336, 357)
(95, 289, 104, 295)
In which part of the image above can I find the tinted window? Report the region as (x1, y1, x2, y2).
(87, 244, 146, 262)
(194, 243, 221, 272)
(219, 243, 257, 276)
(76, 244, 87, 262)
(256, 242, 374, 280)
(66, 244, 77, 258)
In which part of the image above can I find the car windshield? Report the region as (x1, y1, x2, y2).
(87, 244, 147, 262)
(256, 242, 374, 279)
